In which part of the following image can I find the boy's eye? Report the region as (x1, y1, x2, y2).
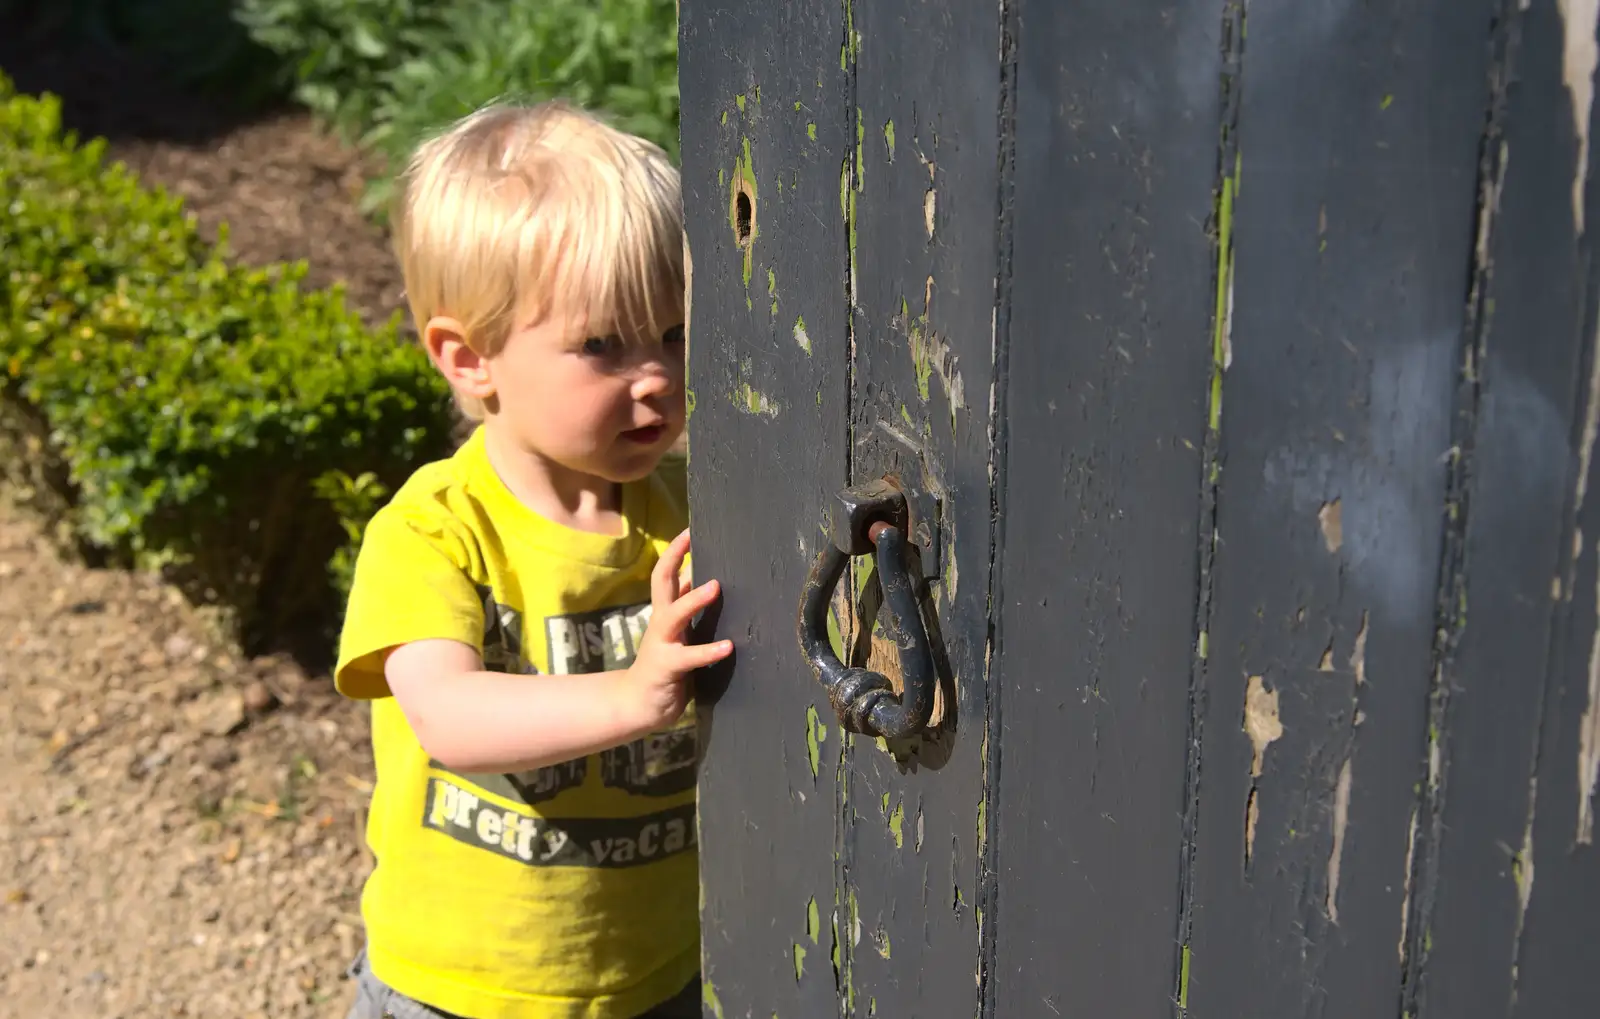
(663, 324, 686, 346)
(582, 335, 622, 357)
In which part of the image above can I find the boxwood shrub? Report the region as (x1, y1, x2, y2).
(0, 72, 452, 653)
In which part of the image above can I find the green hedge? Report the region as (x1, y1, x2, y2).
(0, 73, 453, 652)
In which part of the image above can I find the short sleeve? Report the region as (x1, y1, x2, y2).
(334, 505, 485, 700)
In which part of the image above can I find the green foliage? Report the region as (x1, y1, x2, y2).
(233, 0, 429, 139)
(312, 468, 391, 601)
(235, 0, 680, 215)
(0, 73, 453, 650)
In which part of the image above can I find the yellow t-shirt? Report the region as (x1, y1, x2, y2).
(334, 427, 698, 1019)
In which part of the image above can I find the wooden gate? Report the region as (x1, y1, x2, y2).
(680, 1, 1600, 1015)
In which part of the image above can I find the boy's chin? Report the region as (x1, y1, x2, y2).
(595, 445, 674, 484)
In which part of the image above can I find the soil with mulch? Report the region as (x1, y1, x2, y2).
(0, 23, 408, 1019)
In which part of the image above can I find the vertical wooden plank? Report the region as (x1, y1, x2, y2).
(1512, 10, 1600, 998)
(678, 4, 850, 1016)
(1419, 2, 1598, 1016)
(1186, 2, 1495, 1017)
(841, 1, 999, 1014)
(983, 1, 1220, 1016)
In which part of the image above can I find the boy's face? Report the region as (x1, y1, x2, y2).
(485, 296, 686, 484)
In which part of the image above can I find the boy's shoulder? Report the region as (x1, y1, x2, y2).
(366, 445, 481, 545)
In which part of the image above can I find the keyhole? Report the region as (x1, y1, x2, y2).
(735, 190, 753, 245)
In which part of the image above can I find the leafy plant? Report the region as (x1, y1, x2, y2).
(0, 73, 453, 652)
(234, 0, 432, 139)
(234, 0, 680, 216)
(312, 468, 391, 600)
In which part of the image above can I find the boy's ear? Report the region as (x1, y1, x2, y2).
(423, 316, 495, 402)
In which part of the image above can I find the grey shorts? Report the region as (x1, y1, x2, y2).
(344, 948, 701, 1019)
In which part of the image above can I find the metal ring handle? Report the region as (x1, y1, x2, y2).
(797, 513, 936, 739)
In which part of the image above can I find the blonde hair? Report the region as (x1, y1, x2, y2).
(390, 99, 684, 419)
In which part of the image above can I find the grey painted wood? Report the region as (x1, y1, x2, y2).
(1512, 8, 1600, 1002)
(835, 1, 1003, 1015)
(679, 3, 851, 1016)
(984, 2, 1219, 1016)
(680, 1, 1600, 1016)
(1421, 3, 1600, 1017)
(1186, 2, 1494, 1017)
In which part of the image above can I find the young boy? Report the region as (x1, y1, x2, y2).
(333, 99, 733, 1019)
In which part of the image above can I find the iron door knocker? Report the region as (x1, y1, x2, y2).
(796, 479, 937, 738)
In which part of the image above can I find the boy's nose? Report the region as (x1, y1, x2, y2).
(631, 364, 677, 401)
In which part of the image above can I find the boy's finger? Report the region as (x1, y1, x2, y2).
(677, 638, 734, 671)
(652, 530, 693, 608)
(662, 578, 721, 631)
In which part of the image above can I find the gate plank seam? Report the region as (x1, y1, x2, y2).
(1398, 4, 1521, 1016)
(1171, 3, 1247, 1015)
(975, 0, 1020, 1014)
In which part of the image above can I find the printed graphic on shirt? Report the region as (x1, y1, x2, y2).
(546, 602, 653, 675)
(435, 759, 590, 806)
(599, 719, 697, 798)
(478, 584, 537, 676)
(423, 773, 697, 869)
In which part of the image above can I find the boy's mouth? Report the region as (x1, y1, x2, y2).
(622, 424, 666, 445)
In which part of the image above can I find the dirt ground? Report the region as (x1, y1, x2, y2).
(0, 27, 409, 1019)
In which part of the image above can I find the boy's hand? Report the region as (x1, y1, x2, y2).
(627, 529, 732, 731)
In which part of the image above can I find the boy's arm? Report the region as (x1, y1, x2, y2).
(386, 640, 660, 772)
(386, 529, 731, 773)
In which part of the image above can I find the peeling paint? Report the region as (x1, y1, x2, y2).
(793, 943, 806, 980)
(976, 796, 987, 857)
(805, 704, 825, 778)
(896, 279, 967, 422)
(807, 122, 817, 141)
(1179, 944, 1191, 1009)
(734, 383, 780, 418)
(729, 138, 758, 289)
(702, 979, 724, 1019)
(915, 804, 925, 852)
(1327, 758, 1353, 923)
(840, 158, 858, 300)
(875, 929, 892, 959)
(1244, 675, 1283, 777)
(1351, 611, 1369, 685)
(924, 188, 937, 239)
(735, 93, 746, 113)
(1318, 498, 1343, 553)
(1209, 169, 1238, 431)
(1583, 611, 1600, 840)
(1398, 806, 1418, 962)
(1573, 0, 1600, 838)
(884, 119, 896, 161)
(1513, 778, 1536, 946)
(889, 800, 905, 848)
(855, 108, 866, 192)
(1243, 674, 1284, 866)
(807, 896, 820, 944)
(1559, 0, 1599, 231)
(767, 268, 778, 317)
(794, 315, 811, 355)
